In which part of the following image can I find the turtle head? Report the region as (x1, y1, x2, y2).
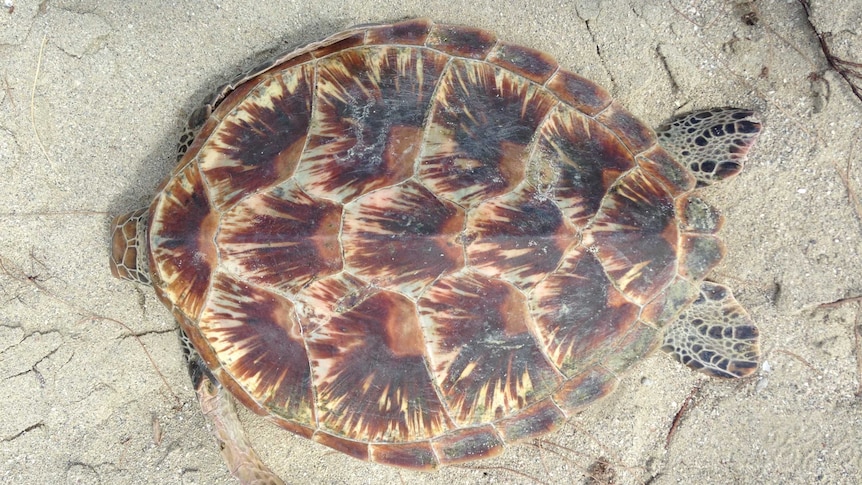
(109, 208, 152, 285)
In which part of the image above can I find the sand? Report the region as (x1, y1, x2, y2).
(1, 0, 860, 483)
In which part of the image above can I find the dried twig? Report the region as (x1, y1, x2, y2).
(30, 34, 55, 170)
(0, 252, 182, 407)
(2, 73, 15, 109)
(799, 0, 862, 105)
(773, 348, 824, 376)
(665, 383, 701, 449)
(854, 318, 862, 397)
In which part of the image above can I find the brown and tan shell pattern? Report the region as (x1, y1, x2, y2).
(146, 18, 712, 469)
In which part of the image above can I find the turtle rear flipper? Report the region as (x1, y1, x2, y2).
(661, 282, 760, 378)
(657, 108, 762, 186)
(187, 341, 284, 485)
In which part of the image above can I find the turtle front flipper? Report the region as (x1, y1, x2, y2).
(657, 108, 761, 186)
(187, 337, 284, 485)
(661, 282, 760, 378)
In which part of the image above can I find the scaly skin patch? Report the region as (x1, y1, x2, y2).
(662, 282, 760, 378)
(109, 208, 151, 284)
(656, 108, 762, 186)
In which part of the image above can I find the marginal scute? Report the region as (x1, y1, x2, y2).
(209, 72, 270, 122)
(200, 64, 315, 209)
(546, 69, 612, 116)
(677, 194, 724, 234)
(637, 145, 696, 195)
(366, 18, 433, 45)
(640, 276, 700, 327)
(425, 24, 497, 59)
(419, 271, 563, 425)
(217, 179, 343, 293)
(306, 289, 452, 441)
(679, 234, 724, 281)
(531, 248, 640, 375)
(495, 398, 566, 443)
(596, 101, 656, 154)
(369, 441, 438, 470)
(431, 425, 504, 466)
(199, 272, 315, 423)
(296, 46, 448, 202)
(589, 168, 678, 304)
(149, 163, 216, 320)
(419, 59, 558, 205)
(600, 323, 658, 374)
(553, 366, 618, 416)
(312, 432, 369, 462)
(529, 105, 636, 227)
(487, 41, 559, 84)
(309, 32, 366, 58)
(466, 186, 576, 288)
(342, 180, 465, 298)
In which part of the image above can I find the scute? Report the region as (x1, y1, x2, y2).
(531, 248, 640, 375)
(199, 64, 314, 209)
(150, 163, 217, 320)
(295, 46, 449, 203)
(217, 179, 343, 293)
(418, 271, 563, 425)
(341, 180, 465, 297)
(467, 186, 576, 288)
(199, 272, 315, 423)
(305, 288, 452, 442)
(417, 58, 558, 206)
(137, 18, 760, 472)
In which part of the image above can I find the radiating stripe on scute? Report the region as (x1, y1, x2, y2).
(306, 289, 452, 441)
(466, 186, 576, 288)
(296, 46, 449, 202)
(200, 64, 314, 209)
(217, 180, 342, 293)
(588, 169, 678, 304)
(529, 105, 636, 227)
(418, 271, 562, 425)
(341, 180, 465, 298)
(150, 164, 216, 319)
(531, 248, 640, 375)
(199, 272, 315, 422)
(418, 59, 558, 206)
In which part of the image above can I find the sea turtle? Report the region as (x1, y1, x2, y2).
(110, 18, 762, 483)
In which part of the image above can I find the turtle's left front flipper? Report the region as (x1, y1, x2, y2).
(661, 282, 760, 378)
(657, 108, 761, 187)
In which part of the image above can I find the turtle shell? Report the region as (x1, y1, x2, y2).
(146, 18, 713, 469)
